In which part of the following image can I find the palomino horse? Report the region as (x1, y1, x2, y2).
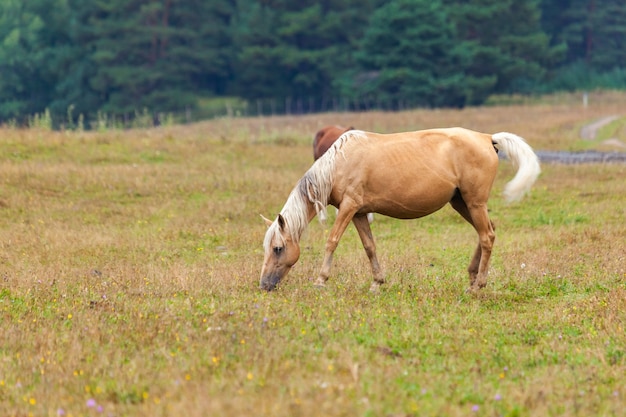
(313, 125, 354, 160)
(260, 128, 540, 292)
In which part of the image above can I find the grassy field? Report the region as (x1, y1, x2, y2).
(1, 91, 625, 416)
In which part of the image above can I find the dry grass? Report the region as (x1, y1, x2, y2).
(1, 92, 625, 417)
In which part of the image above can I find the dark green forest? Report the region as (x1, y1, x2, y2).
(1, 0, 625, 127)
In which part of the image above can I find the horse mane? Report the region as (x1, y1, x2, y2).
(265, 130, 364, 247)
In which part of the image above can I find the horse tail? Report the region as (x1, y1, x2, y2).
(492, 132, 541, 203)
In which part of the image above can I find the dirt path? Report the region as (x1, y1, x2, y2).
(534, 115, 626, 164)
(579, 115, 620, 140)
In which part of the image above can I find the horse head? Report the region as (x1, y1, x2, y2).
(259, 214, 301, 291)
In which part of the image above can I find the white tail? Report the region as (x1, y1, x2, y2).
(492, 132, 541, 203)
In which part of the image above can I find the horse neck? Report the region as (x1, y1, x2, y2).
(280, 185, 318, 243)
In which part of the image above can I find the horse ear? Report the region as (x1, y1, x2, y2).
(260, 214, 273, 227)
(277, 213, 286, 230)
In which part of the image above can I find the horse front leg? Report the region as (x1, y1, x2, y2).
(352, 214, 384, 292)
(314, 204, 357, 287)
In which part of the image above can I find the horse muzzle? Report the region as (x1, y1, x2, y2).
(259, 272, 281, 291)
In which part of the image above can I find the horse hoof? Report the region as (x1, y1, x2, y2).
(369, 282, 382, 293)
(466, 286, 480, 294)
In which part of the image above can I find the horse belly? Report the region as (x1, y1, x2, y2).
(364, 181, 456, 219)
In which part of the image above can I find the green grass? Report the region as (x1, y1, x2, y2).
(1, 102, 625, 416)
(597, 116, 626, 141)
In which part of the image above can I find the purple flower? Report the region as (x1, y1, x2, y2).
(57, 409, 66, 416)
(494, 393, 502, 401)
(86, 398, 97, 408)
(472, 405, 479, 412)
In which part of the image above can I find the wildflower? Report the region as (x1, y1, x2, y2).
(86, 398, 97, 408)
(472, 405, 479, 412)
(57, 409, 65, 416)
(495, 393, 502, 401)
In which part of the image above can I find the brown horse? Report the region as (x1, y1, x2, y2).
(260, 128, 540, 292)
(313, 125, 354, 160)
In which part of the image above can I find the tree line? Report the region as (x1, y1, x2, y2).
(1, 0, 625, 127)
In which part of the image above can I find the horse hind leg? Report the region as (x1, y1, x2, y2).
(352, 214, 384, 291)
(450, 193, 496, 290)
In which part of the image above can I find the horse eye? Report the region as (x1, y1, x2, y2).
(273, 246, 283, 256)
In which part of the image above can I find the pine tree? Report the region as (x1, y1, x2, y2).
(558, 0, 626, 70)
(231, 0, 381, 107)
(0, 0, 69, 121)
(445, 0, 565, 95)
(58, 0, 235, 119)
(353, 0, 476, 108)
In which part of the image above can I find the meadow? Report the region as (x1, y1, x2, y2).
(0, 91, 625, 416)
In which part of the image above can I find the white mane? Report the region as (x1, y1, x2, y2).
(263, 130, 366, 248)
